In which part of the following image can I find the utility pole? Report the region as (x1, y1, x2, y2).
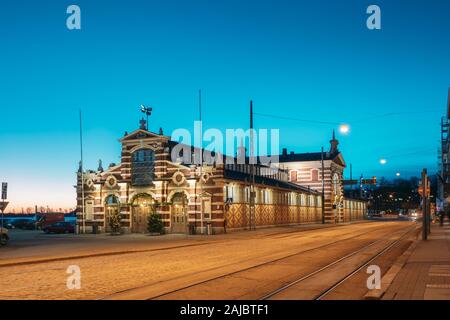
(79, 109, 86, 234)
(1, 182, 8, 230)
(359, 174, 363, 199)
(249, 100, 255, 231)
(35, 205, 38, 231)
(321, 147, 325, 224)
(422, 168, 429, 240)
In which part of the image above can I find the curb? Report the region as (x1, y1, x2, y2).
(364, 238, 418, 300)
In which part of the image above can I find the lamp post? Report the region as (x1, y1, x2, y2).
(421, 168, 429, 240)
(321, 147, 325, 224)
(1, 182, 8, 230)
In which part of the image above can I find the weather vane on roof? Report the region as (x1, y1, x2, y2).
(140, 105, 152, 131)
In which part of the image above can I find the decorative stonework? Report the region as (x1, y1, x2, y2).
(85, 178, 94, 189)
(201, 172, 210, 183)
(105, 175, 117, 188)
(172, 171, 186, 186)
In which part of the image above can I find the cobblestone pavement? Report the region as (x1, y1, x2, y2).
(0, 221, 412, 300)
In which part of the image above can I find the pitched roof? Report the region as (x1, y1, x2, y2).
(279, 151, 339, 162)
(223, 169, 320, 194)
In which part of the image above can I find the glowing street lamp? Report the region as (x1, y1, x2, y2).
(396, 172, 401, 177)
(339, 124, 350, 134)
(380, 159, 387, 165)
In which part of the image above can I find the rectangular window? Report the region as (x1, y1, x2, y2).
(202, 199, 211, 220)
(131, 149, 155, 186)
(244, 187, 250, 203)
(311, 169, 319, 182)
(290, 170, 298, 182)
(85, 200, 94, 221)
(225, 185, 234, 202)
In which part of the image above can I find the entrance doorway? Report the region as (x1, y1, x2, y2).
(131, 194, 154, 233)
(171, 193, 188, 233)
(105, 195, 120, 233)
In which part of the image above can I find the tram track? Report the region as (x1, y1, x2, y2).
(106, 222, 414, 300)
(261, 224, 419, 300)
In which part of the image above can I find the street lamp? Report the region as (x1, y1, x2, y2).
(339, 124, 350, 134)
(380, 159, 387, 165)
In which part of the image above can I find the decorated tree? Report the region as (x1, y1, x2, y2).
(109, 211, 122, 234)
(148, 209, 165, 234)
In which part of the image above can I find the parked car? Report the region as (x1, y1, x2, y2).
(11, 219, 33, 229)
(22, 221, 37, 230)
(369, 212, 383, 218)
(2, 219, 14, 229)
(0, 227, 9, 245)
(43, 222, 75, 234)
(36, 213, 65, 230)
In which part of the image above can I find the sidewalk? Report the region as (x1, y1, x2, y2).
(383, 223, 450, 300)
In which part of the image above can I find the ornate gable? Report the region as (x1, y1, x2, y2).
(333, 153, 346, 168)
(119, 129, 163, 142)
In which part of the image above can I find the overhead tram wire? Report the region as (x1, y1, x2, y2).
(254, 111, 437, 163)
(253, 112, 340, 125)
(253, 109, 442, 127)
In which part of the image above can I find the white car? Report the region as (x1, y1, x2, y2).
(0, 227, 9, 246)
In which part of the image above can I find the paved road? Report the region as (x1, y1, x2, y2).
(0, 221, 415, 300)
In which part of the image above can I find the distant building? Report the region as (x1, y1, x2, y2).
(438, 88, 450, 212)
(76, 120, 366, 234)
(279, 131, 367, 223)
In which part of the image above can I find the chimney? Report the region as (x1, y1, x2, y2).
(282, 148, 287, 156)
(290, 151, 295, 155)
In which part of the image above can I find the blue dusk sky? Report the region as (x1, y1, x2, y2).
(0, 0, 449, 210)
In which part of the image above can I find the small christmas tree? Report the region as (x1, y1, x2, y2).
(148, 212, 165, 234)
(109, 211, 122, 234)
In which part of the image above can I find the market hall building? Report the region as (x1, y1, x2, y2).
(76, 121, 367, 234)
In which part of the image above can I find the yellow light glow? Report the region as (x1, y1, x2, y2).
(339, 124, 350, 134)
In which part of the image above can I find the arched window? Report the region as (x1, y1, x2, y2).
(333, 173, 341, 196)
(131, 149, 155, 186)
(105, 194, 119, 206)
(171, 192, 187, 206)
(132, 194, 154, 206)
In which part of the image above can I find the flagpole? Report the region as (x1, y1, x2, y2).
(199, 89, 204, 235)
(79, 109, 86, 234)
(250, 100, 255, 231)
